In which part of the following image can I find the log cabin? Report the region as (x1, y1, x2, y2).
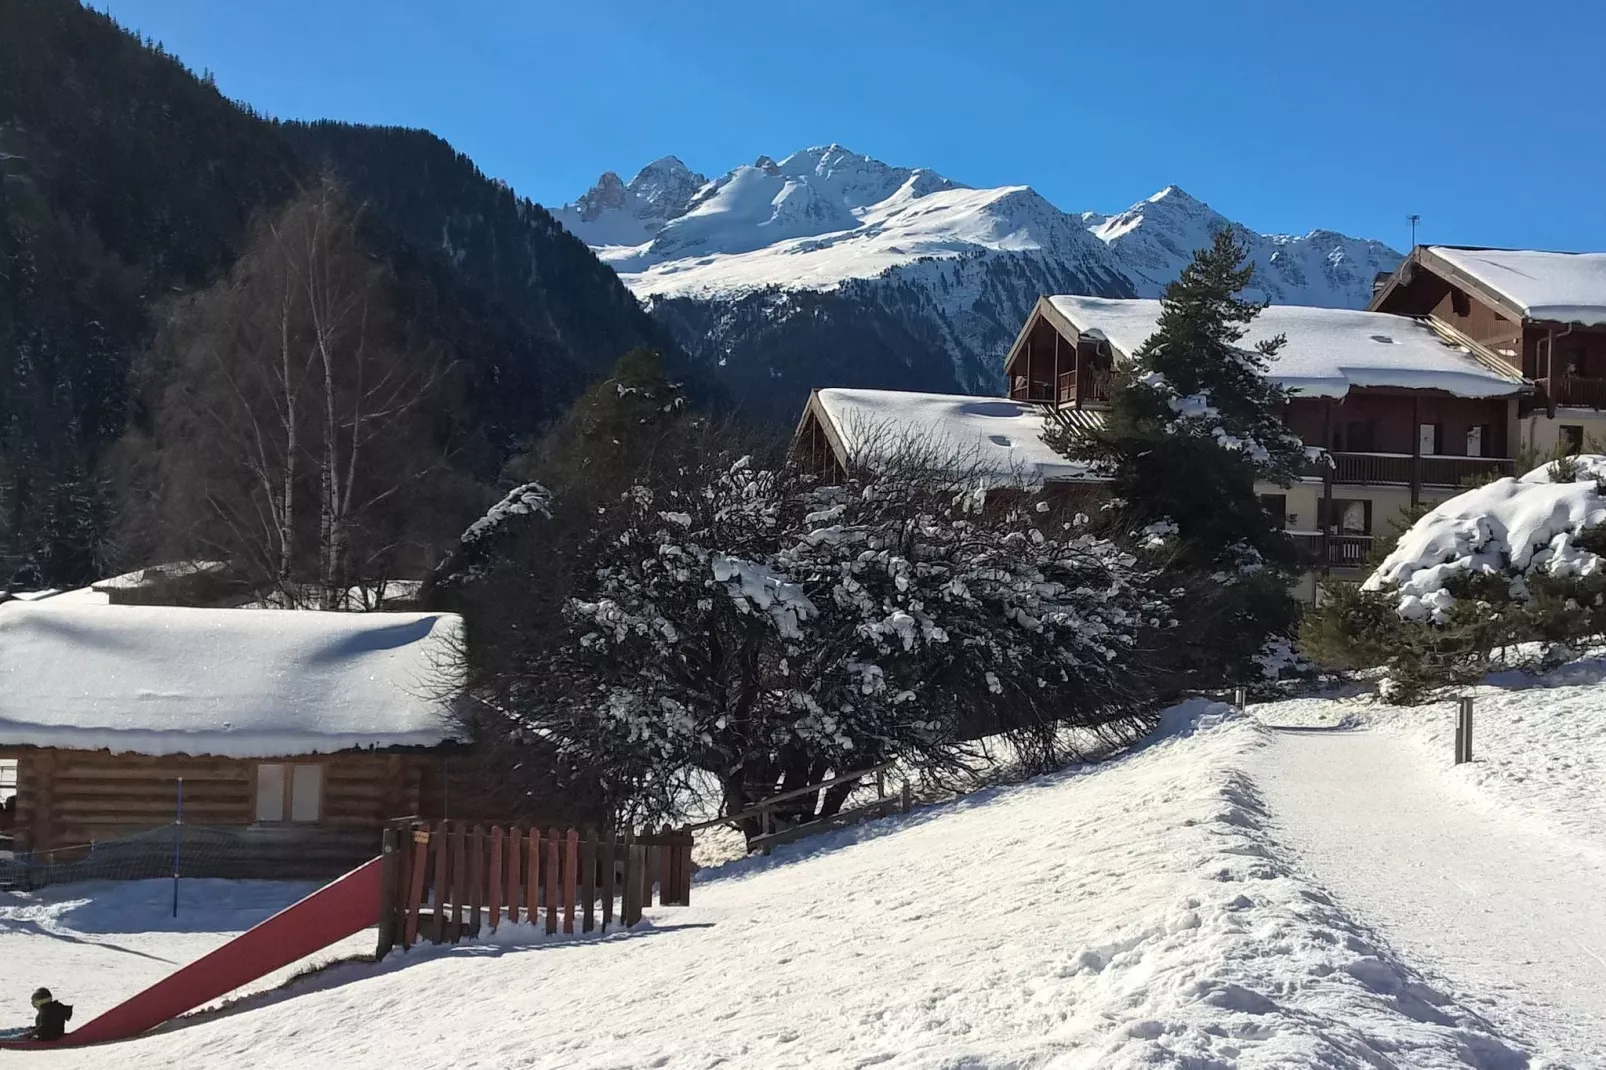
(0, 602, 468, 878)
(1369, 246, 1606, 455)
(795, 296, 1529, 595)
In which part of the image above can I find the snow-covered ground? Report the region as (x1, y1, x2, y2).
(8, 702, 1537, 1069)
(0, 878, 376, 1033)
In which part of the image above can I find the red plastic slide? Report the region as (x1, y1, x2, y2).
(1, 855, 383, 1050)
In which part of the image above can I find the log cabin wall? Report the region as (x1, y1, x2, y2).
(8, 749, 429, 874)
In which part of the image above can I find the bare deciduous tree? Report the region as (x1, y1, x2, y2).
(131, 175, 462, 605)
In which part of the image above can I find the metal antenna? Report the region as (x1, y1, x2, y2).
(1408, 214, 1421, 247)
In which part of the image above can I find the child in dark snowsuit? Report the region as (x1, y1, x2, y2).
(22, 988, 72, 1041)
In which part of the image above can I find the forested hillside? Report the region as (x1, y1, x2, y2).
(0, 0, 679, 588)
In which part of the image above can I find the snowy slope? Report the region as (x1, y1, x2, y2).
(23, 704, 1532, 1068)
(553, 146, 1400, 396)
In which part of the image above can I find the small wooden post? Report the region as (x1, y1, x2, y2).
(487, 826, 503, 933)
(1456, 696, 1475, 764)
(581, 829, 598, 933)
(375, 827, 400, 958)
(430, 821, 449, 945)
(545, 826, 560, 935)
(901, 779, 912, 814)
(600, 831, 617, 931)
(760, 807, 772, 857)
(505, 826, 521, 925)
(525, 829, 540, 924)
(1233, 687, 1247, 712)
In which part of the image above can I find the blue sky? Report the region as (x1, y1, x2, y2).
(98, 0, 1606, 252)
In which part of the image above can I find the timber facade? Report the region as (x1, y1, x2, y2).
(0, 747, 438, 877)
(1371, 245, 1606, 454)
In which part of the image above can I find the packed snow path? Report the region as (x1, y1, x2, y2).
(1250, 719, 1606, 1068)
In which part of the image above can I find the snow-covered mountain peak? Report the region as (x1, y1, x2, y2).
(550, 147, 1401, 396)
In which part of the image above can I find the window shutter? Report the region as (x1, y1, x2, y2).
(256, 764, 286, 823)
(290, 765, 323, 823)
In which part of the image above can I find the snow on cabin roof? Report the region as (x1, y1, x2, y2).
(0, 604, 467, 758)
(812, 388, 1097, 487)
(1427, 247, 1606, 326)
(1046, 297, 1526, 399)
(91, 559, 228, 592)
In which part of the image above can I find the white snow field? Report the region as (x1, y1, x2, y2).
(8, 703, 1536, 1069)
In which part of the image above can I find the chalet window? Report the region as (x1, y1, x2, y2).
(1537, 336, 1552, 380)
(1451, 289, 1471, 318)
(1562, 425, 1585, 456)
(1418, 423, 1442, 456)
(1466, 425, 1490, 458)
(255, 763, 324, 824)
(1321, 498, 1372, 536)
(1258, 494, 1288, 528)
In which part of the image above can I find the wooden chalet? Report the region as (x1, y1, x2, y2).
(1016, 296, 1529, 577)
(1371, 246, 1606, 451)
(0, 602, 472, 878)
(792, 294, 1532, 593)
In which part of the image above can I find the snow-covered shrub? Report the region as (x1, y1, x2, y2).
(447, 429, 1172, 837)
(1302, 457, 1606, 703)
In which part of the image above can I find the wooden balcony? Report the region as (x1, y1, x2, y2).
(1288, 531, 1375, 570)
(1328, 452, 1514, 488)
(1539, 375, 1606, 411)
(1008, 379, 1054, 403)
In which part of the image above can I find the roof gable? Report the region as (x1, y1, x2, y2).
(1426, 247, 1606, 327)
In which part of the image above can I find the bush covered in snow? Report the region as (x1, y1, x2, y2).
(443, 430, 1174, 838)
(1302, 456, 1606, 702)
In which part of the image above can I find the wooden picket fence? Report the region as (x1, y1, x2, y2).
(376, 822, 694, 955)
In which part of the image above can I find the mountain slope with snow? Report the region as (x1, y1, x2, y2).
(552, 147, 1401, 408)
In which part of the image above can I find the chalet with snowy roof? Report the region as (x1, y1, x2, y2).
(797, 295, 1534, 586)
(0, 603, 469, 876)
(1370, 246, 1606, 451)
(1008, 296, 1528, 573)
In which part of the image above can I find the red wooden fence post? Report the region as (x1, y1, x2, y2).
(430, 821, 449, 945)
(525, 828, 540, 924)
(468, 825, 485, 937)
(403, 825, 430, 949)
(487, 826, 504, 933)
(505, 825, 521, 925)
(580, 829, 597, 933)
(600, 830, 617, 932)
(545, 827, 560, 935)
(564, 828, 579, 934)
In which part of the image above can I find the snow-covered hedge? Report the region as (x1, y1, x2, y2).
(455, 452, 1174, 828)
(1305, 456, 1606, 703)
(1364, 456, 1606, 622)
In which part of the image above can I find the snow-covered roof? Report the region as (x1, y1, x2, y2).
(0, 604, 466, 758)
(1429, 247, 1606, 326)
(1362, 456, 1606, 621)
(810, 388, 1096, 487)
(91, 560, 227, 592)
(1046, 297, 1525, 399)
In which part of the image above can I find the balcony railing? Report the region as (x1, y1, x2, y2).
(1008, 379, 1054, 403)
(1288, 531, 1375, 570)
(1540, 376, 1606, 411)
(1327, 452, 1514, 488)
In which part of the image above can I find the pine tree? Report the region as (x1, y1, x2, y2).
(1047, 229, 1306, 680)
